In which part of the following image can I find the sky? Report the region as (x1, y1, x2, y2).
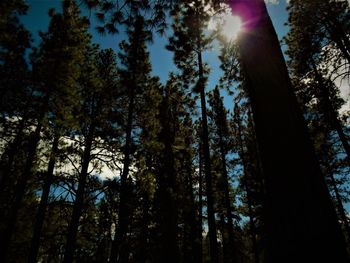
(21, 0, 291, 110)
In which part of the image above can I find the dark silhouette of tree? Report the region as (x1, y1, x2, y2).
(231, 0, 349, 262)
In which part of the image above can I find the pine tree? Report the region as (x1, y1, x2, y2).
(167, 1, 219, 261)
(0, 0, 31, 126)
(62, 43, 120, 263)
(285, 1, 350, 166)
(232, 100, 264, 263)
(109, 15, 155, 263)
(0, 0, 31, 212)
(208, 87, 236, 263)
(27, 1, 92, 261)
(230, 0, 349, 261)
(0, 1, 91, 261)
(308, 108, 350, 242)
(286, 0, 350, 66)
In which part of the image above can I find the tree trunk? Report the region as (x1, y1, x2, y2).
(218, 127, 236, 263)
(235, 107, 260, 263)
(0, 116, 26, 191)
(183, 155, 201, 263)
(198, 142, 203, 263)
(327, 163, 350, 242)
(245, 182, 260, 263)
(136, 192, 150, 263)
(28, 133, 60, 263)
(63, 124, 94, 263)
(197, 45, 219, 263)
(232, 0, 349, 262)
(110, 85, 135, 263)
(155, 93, 179, 263)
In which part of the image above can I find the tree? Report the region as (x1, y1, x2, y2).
(27, 1, 92, 261)
(62, 44, 119, 263)
(167, 1, 219, 261)
(0, 0, 31, 126)
(230, 0, 349, 261)
(285, 0, 350, 166)
(208, 87, 236, 263)
(286, 0, 350, 67)
(232, 101, 264, 263)
(0, 0, 31, 216)
(109, 15, 156, 263)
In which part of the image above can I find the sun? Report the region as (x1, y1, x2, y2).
(221, 13, 242, 40)
(208, 9, 243, 41)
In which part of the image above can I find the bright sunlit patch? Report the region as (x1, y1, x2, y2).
(208, 7, 243, 41)
(221, 14, 242, 40)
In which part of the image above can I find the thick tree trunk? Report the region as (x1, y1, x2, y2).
(232, 0, 349, 262)
(28, 133, 60, 263)
(197, 46, 219, 263)
(63, 124, 94, 263)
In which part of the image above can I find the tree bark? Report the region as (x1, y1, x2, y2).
(232, 0, 349, 262)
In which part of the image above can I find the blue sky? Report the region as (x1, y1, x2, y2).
(19, 1, 290, 181)
(20, 0, 290, 165)
(21, 0, 290, 110)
